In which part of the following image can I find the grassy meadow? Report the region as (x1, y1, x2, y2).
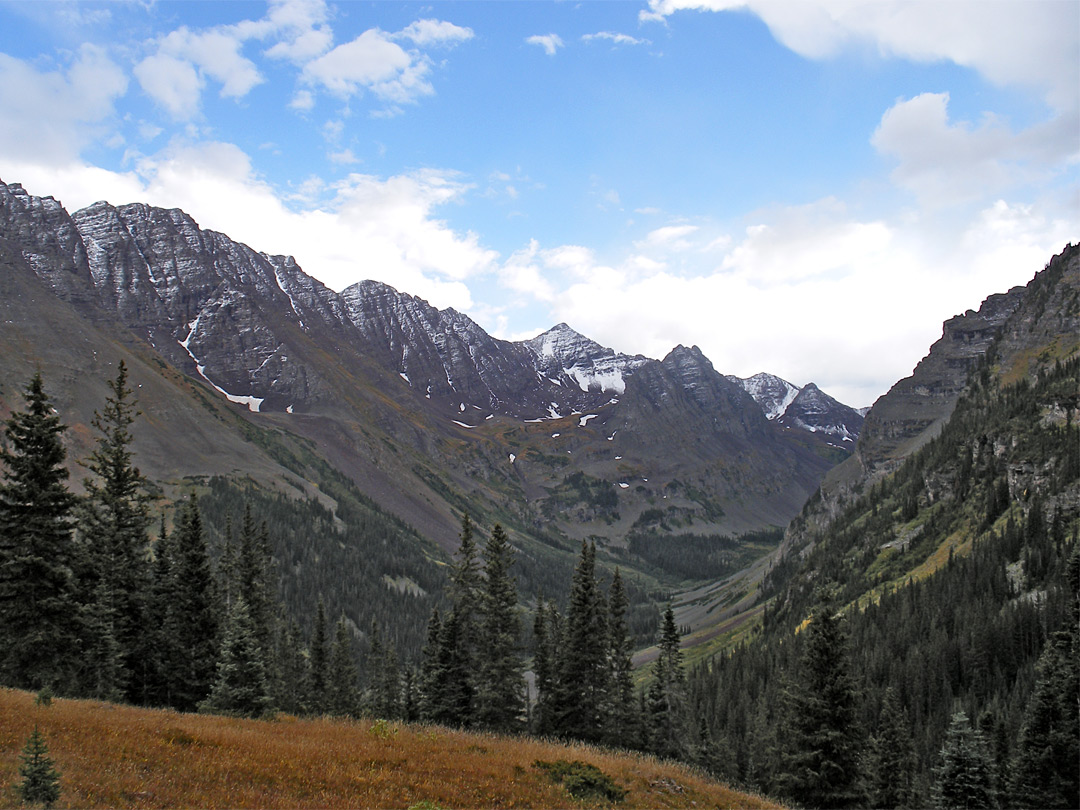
(0, 689, 779, 809)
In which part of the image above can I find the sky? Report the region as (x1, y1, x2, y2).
(0, 1, 1076, 408)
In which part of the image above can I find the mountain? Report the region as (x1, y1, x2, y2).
(0, 177, 841, 586)
(728, 372, 864, 448)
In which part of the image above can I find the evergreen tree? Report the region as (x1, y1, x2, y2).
(934, 711, 994, 810)
(307, 599, 329, 715)
(605, 568, 638, 747)
(531, 598, 557, 736)
(157, 495, 218, 711)
(778, 589, 865, 808)
(475, 523, 524, 733)
(418, 608, 443, 721)
(272, 616, 307, 716)
(78, 578, 124, 703)
(16, 727, 61, 809)
(868, 687, 918, 809)
(365, 618, 400, 719)
(327, 615, 359, 717)
(235, 505, 275, 671)
(76, 360, 152, 702)
(645, 607, 689, 759)
(0, 373, 78, 690)
(1009, 545, 1080, 809)
(201, 596, 272, 718)
(551, 541, 609, 742)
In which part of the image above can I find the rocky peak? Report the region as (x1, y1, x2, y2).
(0, 180, 93, 301)
(778, 382, 864, 444)
(523, 323, 647, 396)
(729, 372, 801, 420)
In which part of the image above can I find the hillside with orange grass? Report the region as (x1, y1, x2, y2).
(0, 689, 779, 809)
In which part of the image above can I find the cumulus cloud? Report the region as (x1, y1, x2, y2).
(526, 34, 565, 56)
(0, 44, 128, 162)
(640, 0, 1079, 109)
(639, 224, 700, 250)
(396, 19, 475, 47)
(872, 92, 1079, 206)
(582, 32, 651, 46)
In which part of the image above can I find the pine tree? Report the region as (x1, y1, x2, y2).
(605, 569, 639, 747)
(157, 495, 218, 711)
(934, 711, 994, 810)
(531, 598, 557, 736)
(16, 727, 61, 809)
(645, 607, 689, 759)
(418, 608, 443, 721)
(76, 360, 152, 702)
(307, 599, 329, 715)
(475, 524, 524, 733)
(327, 615, 359, 717)
(0, 373, 79, 691)
(201, 596, 272, 718)
(551, 541, 609, 742)
(1009, 543, 1080, 809)
(868, 687, 917, 809)
(779, 589, 865, 808)
(235, 505, 275, 671)
(272, 616, 307, 716)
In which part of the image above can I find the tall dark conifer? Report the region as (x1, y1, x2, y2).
(307, 599, 329, 715)
(551, 541, 609, 742)
(934, 711, 994, 810)
(327, 615, 359, 718)
(779, 589, 865, 809)
(159, 495, 218, 711)
(77, 361, 152, 702)
(605, 568, 638, 747)
(0, 373, 78, 690)
(475, 524, 524, 733)
(868, 687, 917, 809)
(646, 606, 689, 759)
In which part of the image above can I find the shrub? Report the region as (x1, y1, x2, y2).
(534, 759, 626, 802)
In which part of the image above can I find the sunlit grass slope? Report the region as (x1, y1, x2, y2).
(0, 689, 778, 809)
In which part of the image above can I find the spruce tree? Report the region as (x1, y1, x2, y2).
(868, 687, 917, 809)
(779, 589, 865, 808)
(235, 505, 275, 671)
(531, 599, 557, 736)
(76, 360, 152, 702)
(307, 599, 329, 715)
(605, 569, 639, 747)
(475, 523, 524, 733)
(327, 616, 359, 717)
(551, 541, 609, 742)
(16, 727, 61, 809)
(272, 616, 308, 716)
(0, 373, 78, 691)
(418, 608, 443, 721)
(158, 495, 219, 711)
(934, 711, 994, 810)
(645, 607, 689, 759)
(201, 596, 272, 718)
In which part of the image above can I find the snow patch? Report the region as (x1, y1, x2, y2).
(286, 405, 294, 414)
(509, 453, 516, 463)
(451, 420, 474, 429)
(399, 373, 411, 384)
(579, 414, 597, 427)
(618, 482, 629, 489)
(552, 433, 560, 438)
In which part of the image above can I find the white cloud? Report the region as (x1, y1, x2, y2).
(872, 92, 1079, 206)
(301, 29, 433, 104)
(134, 53, 204, 119)
(526, 34, 565, 57)
(496, 195, 1071, 407)
(260, 0, 334, 63)
(582, 32, 651, 46)
(397, 19, 475, 47)
(160, 27, 264, 98)
(0, 45, 128, 162)
(641, 0, 1079, 109)
(639, 224, 700, 250)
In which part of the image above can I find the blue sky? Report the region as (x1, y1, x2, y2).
(0, 0, 1076, 407)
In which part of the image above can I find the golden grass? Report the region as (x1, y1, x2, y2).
(0, 689, 780, 809)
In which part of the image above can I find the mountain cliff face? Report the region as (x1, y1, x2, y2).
(0, 178, 842, 547)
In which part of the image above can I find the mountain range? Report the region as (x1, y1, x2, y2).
(0, 178, 859, 551)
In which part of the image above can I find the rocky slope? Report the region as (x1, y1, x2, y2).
(728, 372, 864, 448)
(0, 178, 840, 550)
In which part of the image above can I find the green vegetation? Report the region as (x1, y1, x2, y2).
(534, 759, 627, 802)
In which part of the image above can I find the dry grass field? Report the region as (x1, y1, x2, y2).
(0, 689, 780, 809)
